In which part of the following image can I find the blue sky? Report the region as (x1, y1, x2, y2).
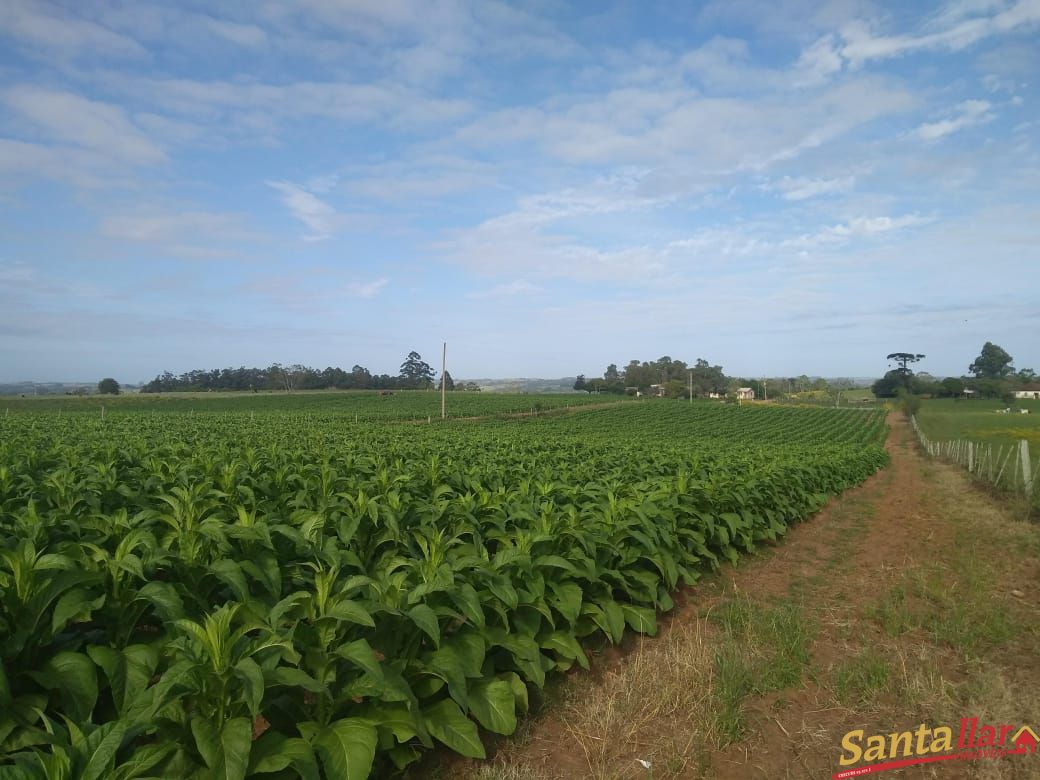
(1, 0, 1038, 383)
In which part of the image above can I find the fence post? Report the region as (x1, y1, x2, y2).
(1022, 440, 1034, 497)
(996, 446, 1010, 486)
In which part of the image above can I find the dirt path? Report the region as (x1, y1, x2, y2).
(435, 414, 1040, 780)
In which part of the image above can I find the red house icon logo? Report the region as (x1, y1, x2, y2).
(1012, 726, 1039, 753)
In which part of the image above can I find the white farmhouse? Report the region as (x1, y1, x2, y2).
(736, 387, 755, 401)
(1013, 383, 1040, 400)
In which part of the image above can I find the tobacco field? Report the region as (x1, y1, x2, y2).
(0, 402, 888, 778)
(0, 391, 621, 420)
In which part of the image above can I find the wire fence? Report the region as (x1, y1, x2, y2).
(910, 415, 1038, 502)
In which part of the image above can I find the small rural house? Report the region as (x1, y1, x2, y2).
(1012, 725, 1038, 753)
(648, 384, 667, 397)
(1013, 383, 1040, 400)
(736, 387, 755, 401)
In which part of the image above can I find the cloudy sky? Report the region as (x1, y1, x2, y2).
(1, 0, 1038, 383)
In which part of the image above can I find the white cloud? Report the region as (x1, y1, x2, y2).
(99, 211, 255, 257)
(262, 0, 579, 85)
(769, 175, 856, 200)
(242, 271, 389, 308)
(444, 220, 671, 285)
(346, 278, 389, 298)
(839, 0, 1040, 67)
(0, 261, 36, 284)
(344, 156, 494, 202)
(267, 181, 341, 241)
(1, 0, 146, 58)
(3, 86, 165, 165)
(452, 76, 915, 175)
(915, 99, 995, 140)
(200, 17, 267, 47)
(467, 280, 542, 299)
(786, 214, 931, 247)
(788, 1, 1040, 86)
(106, 76, 472, 137)
(792, 34, 845, 87)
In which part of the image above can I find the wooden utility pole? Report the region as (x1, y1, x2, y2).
(688, 371, 693, 404)
(441, 341, 447, 420)
(764, 379, 768, 402)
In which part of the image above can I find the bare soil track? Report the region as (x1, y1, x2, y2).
(426, 414, 1040, 780)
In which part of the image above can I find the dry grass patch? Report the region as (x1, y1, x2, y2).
(552, 621, 719, 779)
(467, 620, 721, 780)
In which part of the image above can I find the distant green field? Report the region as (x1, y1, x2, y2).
(841, 388, 877, 402)
(916, 398, 1040, 484)
(0, 390, 623, 420)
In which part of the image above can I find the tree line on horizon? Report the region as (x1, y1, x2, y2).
(871, 342, 1036, 401)
(571, 356, 846, 399)
(573, 356, 727, 397)
(140, 352, 480, 394)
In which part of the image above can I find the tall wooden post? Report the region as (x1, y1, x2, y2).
(441, 342, 447, 420)
(1021, 440, 1033, 497)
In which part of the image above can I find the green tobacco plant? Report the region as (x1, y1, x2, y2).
(0, 401, 888, 778)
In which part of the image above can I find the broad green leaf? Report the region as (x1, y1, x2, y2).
(142, 659, 196, 717)
(388, 744, 420, 770)
(366, 705, 420, 744)
(548, 581, 583, 625)
(241, 552, 281, 598)
(209, 559, 251, 603)
(505, 672, 529, 714)
(51, 588, 105, 634)
(264, 666, 326, 693)
(467, 680, 517, 735)
(621, 604, 658, 636)
(446, 631, 485, 678)
(212, 717, 252, 780)
(234, 657, 265, 716)
(540, 632, 589, 670)
(111, 743, 174, 780)
(483, 627, 541, 663)
(406, 604, 440, 647)
(80, 720, 129, 780)
(249, 731, 319, 780)
(191, 717, 219, 768)
(87, 644, 159, 717)
(0, 664, 9, 706)
(135, 582, 184, 623)
(423, 699, 485, 759)
(29, 651, 97, 722)
(120, 645, 160, 711)
(595, 600, 626, 644)
(532, 555, 576, 573)
(426, 646, 469, 711)
(448, 583, 485, 628)
(336, 639, 384, 684)
(379, 665, 418, 704)
(486, 576, 518, 610)
(325, 599, 375, 627)
(511, 607, 543, 638)
(313, 718, 377, 780)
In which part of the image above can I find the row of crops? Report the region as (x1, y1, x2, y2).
(0, 390, 623, 420)
(0, 404, 888, 778)
(502, 402, 889, 446)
